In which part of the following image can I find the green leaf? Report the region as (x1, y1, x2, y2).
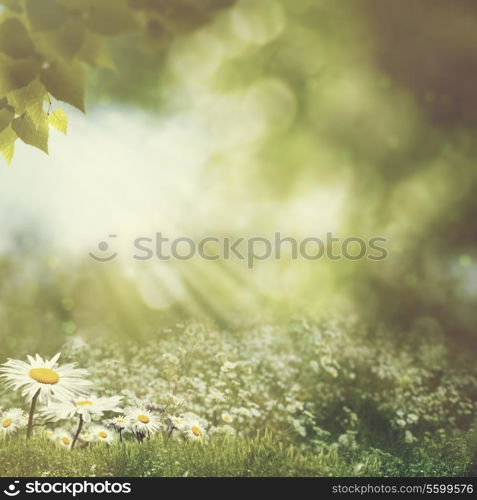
(12, 112, 49, 154)
(0, 55, 40, 94)
(25, 97, 45, 129)
(0, 18, 37, 59)
(35, 17, 86, 61)
(25, 0, 68, 32)
(0, 125, 17, 164)
(40, 60, 85, 112)
(48, 108, 68, 134)
(0, 102, 14, 133)
(7, 78, 46, 118)
(86, 0, 139, 35)
(77, 32, 115, 70)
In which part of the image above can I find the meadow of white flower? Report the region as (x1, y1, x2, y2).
(1, 316, 476, 476)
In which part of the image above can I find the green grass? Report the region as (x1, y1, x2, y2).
(0, 432, 473, 477)
(0, 434, 347, 477)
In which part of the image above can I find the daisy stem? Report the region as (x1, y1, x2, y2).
(26, 388, 41, 439)
(165, 424, 174, 444)
(71, 414, 84, 451)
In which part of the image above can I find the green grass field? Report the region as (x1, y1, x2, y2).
(0, 432, 474, 477)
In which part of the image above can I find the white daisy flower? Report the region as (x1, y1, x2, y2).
(92, 426, 114, 444)
(45, 428, 55, 441)
(58, 435, 73, 448)
(0, 408, 27, 436)
(41, 395, 123, 423)
(168, 415, 184, 429)
(53, 429, 74, 449)
(235, 407, 252, 417)
(221, 412, 234, 424)
(105, 416, 129, 443)
(0, 353, 91, 404)
(207, 390, 226, 403)
(183, 419, 206, 441)
(1, 353, 91, 439)
(221, 361, 238, 372)
(250, 407, 261, 418)
(107, 416, 129, 431)
(125, 407, 162, 435)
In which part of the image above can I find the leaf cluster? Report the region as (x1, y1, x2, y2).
(0, 0, 235, 163)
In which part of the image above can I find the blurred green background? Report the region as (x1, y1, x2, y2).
(0, 0, 477, 353)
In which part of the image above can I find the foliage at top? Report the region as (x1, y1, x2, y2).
(0, 0, 235, 163)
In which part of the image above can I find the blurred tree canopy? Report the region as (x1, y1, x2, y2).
(0, 0, 236, 162)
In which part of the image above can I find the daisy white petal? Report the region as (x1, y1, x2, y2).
(125, 407, 162, 435)
(0, 353, 91, 404)
(41, 395, 122, 423)
(0, 408, 27, 437)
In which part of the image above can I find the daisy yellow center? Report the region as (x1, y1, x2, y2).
(137, 414, 150, 424)
(76, 400, 93, 406)
(116, 419, 125, 424)
(28, 368, 60, 385)
(191, 425, 202, 436)
(2, 418, 13, 428)
(98, 431, 108, 438)
(62, 437, 70, 445)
